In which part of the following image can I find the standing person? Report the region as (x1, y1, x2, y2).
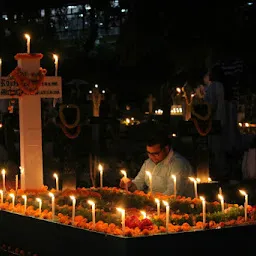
(203, 66, 229, 181)
(120, 131, 194, 197)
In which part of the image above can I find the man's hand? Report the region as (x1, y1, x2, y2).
(119, 178, 137, 192)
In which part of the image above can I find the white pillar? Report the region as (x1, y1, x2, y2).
(16, 54, 44, 189)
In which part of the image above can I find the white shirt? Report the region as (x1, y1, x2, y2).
(132, 149, 194, 196)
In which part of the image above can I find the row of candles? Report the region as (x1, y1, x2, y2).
(0, 188, 249, 232)
(0, 33, 59, 78)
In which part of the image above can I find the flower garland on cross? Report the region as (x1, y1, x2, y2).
(176, 85, 212, 136)
(9, 66, 47, 96)
(59, 104, 81, 139)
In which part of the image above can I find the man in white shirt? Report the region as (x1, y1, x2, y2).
(120, 132, 194, 197)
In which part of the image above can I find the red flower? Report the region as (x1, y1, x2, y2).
(139, 218, 153, 230)
(125, 215, 141, 229)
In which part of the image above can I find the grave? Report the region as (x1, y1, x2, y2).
(0, 53, 62, 189)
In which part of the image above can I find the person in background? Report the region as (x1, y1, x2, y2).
(120, 131, 194, 197)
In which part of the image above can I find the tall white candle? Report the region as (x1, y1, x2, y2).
(98, 164, 103, 188)
(120, 169, 128, 191)
(88, 200, 96, 228)
(1, 169, 6, 192)
(49, 192, 55, 220)
(218, 194, 225, 212)
(155, 198, 160, 217)
(53, 54, 58, 76)
(171, 175, 177, 197)
(239, 190, 248, 222)
(116, 207, 125, 233)
(200, 196, 206, 224)
(15, 175, 18, 192)
(189, 177, 198, 198)
(219, 187, 222, 195)
(0, 190, 3, 204)
(36, 198, 42, 215)
(145, 171, 152, 194)
(53, 173, 59, 191)
(24, 34, 30, 54)
(163, 200, 169, 232)
(22, 195, 27, 214)
(70, 195, 76, 225)
(9, 193, 15, 211)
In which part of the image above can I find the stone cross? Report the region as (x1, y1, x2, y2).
(146, 94, 156, 115)
(87, 84, 105, 117)
(0, 53, 62, 190)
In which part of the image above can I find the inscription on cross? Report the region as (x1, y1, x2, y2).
(87, 84, 105, 117)
(0, 53, 62, 190)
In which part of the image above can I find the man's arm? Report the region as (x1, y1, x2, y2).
(131, 162, 147, 191)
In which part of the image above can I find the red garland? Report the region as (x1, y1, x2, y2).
(59, 123, 81, 139)
(9, 67, 47, 95)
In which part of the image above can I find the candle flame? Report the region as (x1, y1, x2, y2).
(176, 87, 181, 93)
(146, 171, 152, 178)
(49, 192, 54, 198)
(1, 169, 6, 175)
(155, 198, 160, 204)
(188, 177, 196, 182)
(162, 200, 169, 207)
(239, 190, 247, 196)
(53, 54, 58, 63)
(24, 33, 30, 40)
(171, 175, 176, 181)
(208, 177, 212, 182)
(53, 173, 58, 179)
(116, 207, 125, 213)
(196, 178, 201, 183)
(218, 194, 223, 200)
(36, 197, 42, 203)
(70, 195, 76, 201)
(120, 169, 127, 178)
(9, 193, 15, 199)
(140, 210, 147, 219)
(0, 190, 3, 194)
(98, 164, 103, 172)
(199, 196, 205, 201)
(22, 194, 27, 200)
(87, 200, 95, 206)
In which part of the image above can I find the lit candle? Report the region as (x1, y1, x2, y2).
(200, 196, 206, 225)
(208, 177, 212, 183)
(120, 169, 128, 191)
(140, 210, 147, 219)
(171, 174, 177, 197)
(218, 194, 225, 212)
(219, 187, 222, 195)
(145, 171, 152, 194)
(116, 207, 125, 233)
(98, 164, 103, 188)
(155, 198, 160, 217)
(22, 195, 27, 214)
(70, 195, 76, 225)
(239, 190, 248, 222)
(53, 54, 58, 76)
(53, 173, 59, 191)
(88, 200, 96, 228)
(0, 189, 3, 204)
(24, 34, 30, 54)
(9, 193, 15, 211)
(162, 200, 169, 232)
(1, 169, 6, 192)
(189, 177, 198, 198)
(36, 198, 42, 215)
(49, 192, 55, 220)
(15, 174, 18, 192)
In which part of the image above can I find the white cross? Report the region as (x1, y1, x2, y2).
(0, 53, 62, 190)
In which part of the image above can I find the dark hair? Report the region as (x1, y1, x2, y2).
(208, 65, 225, 83)
(146, 131, 171, 148)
